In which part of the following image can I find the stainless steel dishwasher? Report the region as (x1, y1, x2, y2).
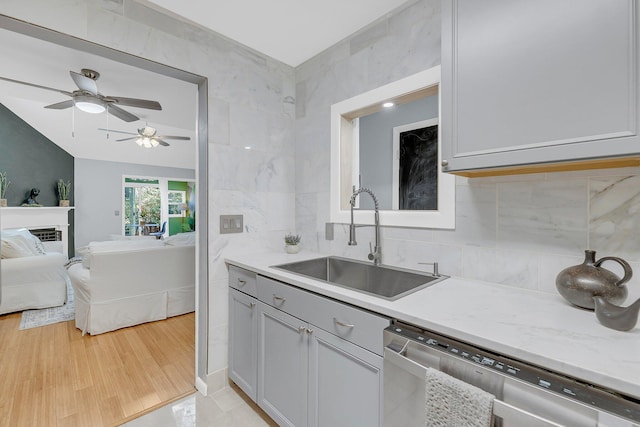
(383, 322, 640, 427)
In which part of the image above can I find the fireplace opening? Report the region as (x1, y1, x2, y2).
(29, 228, 62, 242)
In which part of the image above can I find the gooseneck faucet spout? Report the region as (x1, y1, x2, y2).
(349, 188, 381, 265)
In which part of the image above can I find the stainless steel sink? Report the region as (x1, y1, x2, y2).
(272, 256, 447, 300)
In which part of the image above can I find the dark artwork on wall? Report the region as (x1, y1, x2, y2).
(398, 124, 438, 210)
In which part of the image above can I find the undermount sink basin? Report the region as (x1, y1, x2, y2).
(272, 256, 447, 300)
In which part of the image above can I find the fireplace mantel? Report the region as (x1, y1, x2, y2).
(0, 206, 74, 255)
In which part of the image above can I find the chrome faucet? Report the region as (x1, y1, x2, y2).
(349, 187, 381, 266)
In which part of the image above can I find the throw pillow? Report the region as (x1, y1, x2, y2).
(0, 228, 46, 258)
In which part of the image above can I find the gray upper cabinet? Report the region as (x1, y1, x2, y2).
(441, 0, 640, 175)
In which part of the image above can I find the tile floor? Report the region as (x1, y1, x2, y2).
(122, 384, 277, 427)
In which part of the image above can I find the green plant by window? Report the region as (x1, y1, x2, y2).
(0, 172, 9, 199)
(57, 179, 71, 200)
(284, 233, 301, 245)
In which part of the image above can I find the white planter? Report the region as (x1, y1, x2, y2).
(285, 244, 300, 254)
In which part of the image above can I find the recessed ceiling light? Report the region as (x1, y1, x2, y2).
(382, 102, 394, 108)
(244, 146, 252, 150)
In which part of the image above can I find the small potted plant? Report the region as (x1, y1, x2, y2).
(57, 179, 71, 207)
(284, 233, 301, 254)
(0, 172, 9, 207)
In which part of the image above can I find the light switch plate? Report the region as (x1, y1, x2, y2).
(220, 214, 243, 234)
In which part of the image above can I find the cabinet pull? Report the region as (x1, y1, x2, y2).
(298, 326, 306, 334)
(273, 295, 286, 302)
(306, 328, 313, 335)
(237, 279, 246, 286)
(249, 302, 256, 309)
(334, 318, 355, 328)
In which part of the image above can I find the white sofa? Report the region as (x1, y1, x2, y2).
(67, 236, 195, 335)
(0, 229, 68, 315)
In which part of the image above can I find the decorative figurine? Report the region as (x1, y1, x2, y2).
(21, 188, 42, 206)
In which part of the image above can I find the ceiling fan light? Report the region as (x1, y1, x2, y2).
(135, 138, 144, 146)
(74, 95, 106, 114)
(150, 139, 159, 148)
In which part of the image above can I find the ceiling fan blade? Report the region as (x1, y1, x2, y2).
(0, 76, 73, 96)
(44, 100, 75, 110)
(157, 139, 171, 147)
(105, 96, 162, 110)
(97, 128, 138, 136)
(155, 135, 191, 140)
(70, 70, 97, 95)
(115, 137, 138, 142)
(107, 104, 139, 122)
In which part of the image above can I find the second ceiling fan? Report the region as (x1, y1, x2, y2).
(99, 126, 191, 148)
(0, 68, 161, 122)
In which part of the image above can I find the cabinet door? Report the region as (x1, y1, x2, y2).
(308, 326, 383, 427)
(441, 0, 639, 172)
(228, 288, 258, 401)
(258, 302, 309, 427)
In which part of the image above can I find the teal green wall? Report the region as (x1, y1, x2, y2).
(167, 180, 192, 236)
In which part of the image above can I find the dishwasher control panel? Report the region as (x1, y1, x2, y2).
(385, 323, 640, 424)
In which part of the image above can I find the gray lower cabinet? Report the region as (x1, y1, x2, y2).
(228, 288, 258, 401)
(228, 267, 386, 427)
(257, 301, 383, 427)
(308, 326, 383, 427)
(441, 0, 640, 173)
(257, 301, 309, 427)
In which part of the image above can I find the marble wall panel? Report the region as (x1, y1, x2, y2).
(462, 246, 538, 290)
(497, 179, 588, 255)
(590, 175, 640, 261)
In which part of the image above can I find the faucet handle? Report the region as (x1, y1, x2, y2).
(419, 262, 439, 277)
(368, 242, 375, 260)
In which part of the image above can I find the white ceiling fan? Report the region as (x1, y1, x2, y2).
(0, 68, 162, 122)
(98, 126, 191, 148)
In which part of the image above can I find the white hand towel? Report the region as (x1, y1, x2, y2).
(424, 367, 494, 427)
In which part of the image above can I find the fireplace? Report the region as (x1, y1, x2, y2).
(0, 207, 73, 255)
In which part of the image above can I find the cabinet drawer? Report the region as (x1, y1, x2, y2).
(257, 275, 389, 355)
(229, 265, 257, 297)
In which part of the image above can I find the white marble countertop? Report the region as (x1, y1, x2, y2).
(225, 250, 640, 400)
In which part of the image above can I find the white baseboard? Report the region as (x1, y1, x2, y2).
(196, 376, 208, 396)
(205, 367, 228, 395)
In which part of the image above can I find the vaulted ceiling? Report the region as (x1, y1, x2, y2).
(0, 1, 413, 169)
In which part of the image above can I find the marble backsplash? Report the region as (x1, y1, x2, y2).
(307, 169, 640, 304)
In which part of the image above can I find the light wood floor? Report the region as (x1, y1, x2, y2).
(0, 311, 195, 427)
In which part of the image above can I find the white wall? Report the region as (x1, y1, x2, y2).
(294, 0, 640, 304)
(74, 158, 194, 248)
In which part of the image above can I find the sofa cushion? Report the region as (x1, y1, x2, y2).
(164, 231, 196, 246)
(0, 228, 46, 258)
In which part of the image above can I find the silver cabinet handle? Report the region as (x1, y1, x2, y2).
(306, 328, 313, 335)
(441, 159, 449, 167)
(273, 295, 286, 302)
(298, 326, 306, 334)
(237, 279, 246, 286)
(249, 302, 256, 309)
(334, 318, 355, 328)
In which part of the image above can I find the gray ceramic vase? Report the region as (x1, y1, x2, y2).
(556, 250, 631, 310)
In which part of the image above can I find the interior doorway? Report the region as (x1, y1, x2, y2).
(0, 13, 209, 425)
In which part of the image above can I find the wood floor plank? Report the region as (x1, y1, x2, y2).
(0, 311, 195, 426)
